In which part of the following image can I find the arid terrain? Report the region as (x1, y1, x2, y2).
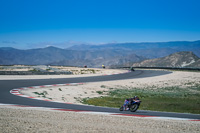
(22, 69, 200, 105)
(0, 67, 200, 133)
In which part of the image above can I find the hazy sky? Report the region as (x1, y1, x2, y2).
(0, 0, 200, 49)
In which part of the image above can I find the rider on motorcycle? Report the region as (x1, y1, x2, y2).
(123, 99, 130, 110)
(123, 96, 139, 110)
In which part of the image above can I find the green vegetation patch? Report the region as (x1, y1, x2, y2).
(82, 85, 200, 114)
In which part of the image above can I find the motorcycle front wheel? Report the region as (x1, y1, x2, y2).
(130, 104, 139, 112)
(119, 106, 123, 111)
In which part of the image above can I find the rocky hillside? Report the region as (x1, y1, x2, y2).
(132, 51, 200, 68)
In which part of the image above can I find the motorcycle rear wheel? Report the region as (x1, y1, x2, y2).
(130, 104, 139, 112)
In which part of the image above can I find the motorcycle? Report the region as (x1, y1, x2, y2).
(119, 99, 141, 112)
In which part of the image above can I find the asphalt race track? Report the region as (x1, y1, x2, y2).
(0, 70, 200, 120)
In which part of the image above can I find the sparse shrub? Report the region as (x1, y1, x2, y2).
(100, 85, 106, 88)
(33, 91, 48, 96)
(96, 91, 103, 94)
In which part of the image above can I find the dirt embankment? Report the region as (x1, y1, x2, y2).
(0, 67, 128, 80)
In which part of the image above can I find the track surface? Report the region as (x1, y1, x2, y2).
(0, 70, 200, 120)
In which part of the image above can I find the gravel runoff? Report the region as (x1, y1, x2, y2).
(0, 106, 200, 133)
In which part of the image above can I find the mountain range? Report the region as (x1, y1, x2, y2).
(0, 40, 200, 68)
(68, 40, 200, 58)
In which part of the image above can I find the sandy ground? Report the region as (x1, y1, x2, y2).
(21, 70, 200, 104)
(1, 68, 200, 132)
(0, 106, 200, 133)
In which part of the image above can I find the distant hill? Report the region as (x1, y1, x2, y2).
(68, 40, 200, 50)
(52, 53, 146, 68)
(132, 51, 200, 68)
